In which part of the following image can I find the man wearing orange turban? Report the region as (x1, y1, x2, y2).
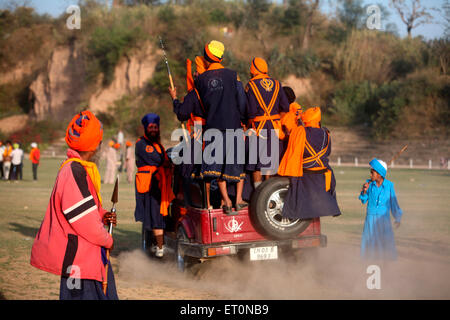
(31, 110, 118, 300)
(278, 107, 341, 220)
(245, 57, 290, 189)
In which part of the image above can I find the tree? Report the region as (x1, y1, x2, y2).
(301, 0, 320, 50)
(390, 0, 434, 38)
(444, 0, 450, 39)
(337, 0, 365, 30)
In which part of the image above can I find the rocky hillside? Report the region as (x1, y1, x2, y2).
(0, 2, 448, 158)
(0, 42, 158, 131)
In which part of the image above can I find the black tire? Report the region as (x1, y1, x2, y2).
(250, 176, 311, 240)
(175, 226, 197, 272)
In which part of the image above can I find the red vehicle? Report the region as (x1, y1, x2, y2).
(142, 150, 327, 271)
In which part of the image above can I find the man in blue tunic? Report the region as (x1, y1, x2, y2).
(134, 113, 174, 258)
(245, 57, 290, 187)
(195, 40, 248, 213)
(359, 158, 403, 261)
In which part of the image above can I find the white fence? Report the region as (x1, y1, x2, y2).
(330, 157, 450, 170)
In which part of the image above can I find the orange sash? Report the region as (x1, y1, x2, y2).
(136, 144, 175, 216)
(278, 126, 306, 177)
(186, 59, 194, 92)
(278, 127, 331, 191)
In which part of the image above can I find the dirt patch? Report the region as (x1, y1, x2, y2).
(114, 242, 450, 300)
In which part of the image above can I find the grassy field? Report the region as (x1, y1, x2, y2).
(0, 157, 449, 300)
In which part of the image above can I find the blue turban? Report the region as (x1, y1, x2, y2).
(141, 113, 160, 129)
(369, 158, 387, 178)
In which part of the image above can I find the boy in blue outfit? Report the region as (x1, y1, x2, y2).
(359, 158, 403, 261)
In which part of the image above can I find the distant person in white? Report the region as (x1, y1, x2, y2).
(117, 130, 124, 173)
(10, 143, 23, 181)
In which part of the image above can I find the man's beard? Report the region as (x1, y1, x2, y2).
(146, 131, 160, 143)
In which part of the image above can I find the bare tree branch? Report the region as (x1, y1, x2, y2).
(390, 0, 435, 37)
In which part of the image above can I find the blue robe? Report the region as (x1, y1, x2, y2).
(359, 179, 403, 261)
(196, 64, 247, 182)
(59, 249, 118, 300)
(134, 136, 166, 230)
(282, 127, 341, 219)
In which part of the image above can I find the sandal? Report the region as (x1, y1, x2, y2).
(222, 205, 233, 215)
(236, 202, 248, 211)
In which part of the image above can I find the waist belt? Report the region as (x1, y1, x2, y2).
(303, 168, 328, 174)
(253, 114, 281, 122)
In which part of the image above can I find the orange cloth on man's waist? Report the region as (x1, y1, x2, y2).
(136, 163, 175, 217)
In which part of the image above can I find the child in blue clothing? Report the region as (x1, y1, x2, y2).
(359, 158, 403, 261)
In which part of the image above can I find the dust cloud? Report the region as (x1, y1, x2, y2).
(117, 243, 450, 300)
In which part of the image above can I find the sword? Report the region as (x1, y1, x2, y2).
(103, 176, 119, 295)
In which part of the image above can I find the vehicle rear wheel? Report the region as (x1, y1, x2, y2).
(176, 226, 198, 272)
(250, 176, 311, 240)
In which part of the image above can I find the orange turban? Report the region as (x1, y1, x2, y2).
(113, 143, 121, 149)
(301, 107, 321, 128)
(65, 111, 103, 152)
(108, 140, 115, 147)
(126, 141, 132, 147)
(250, 57, 268, 76)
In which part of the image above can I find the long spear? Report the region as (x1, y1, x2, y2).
(389, 144, 408, 166)
(103, 176, 119, 295)
(158, 36, 189, 144)
(159, 36, 175, 91)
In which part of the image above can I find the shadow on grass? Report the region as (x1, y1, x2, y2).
(9, 223, 39, 239)
(8, 222, 141, 257)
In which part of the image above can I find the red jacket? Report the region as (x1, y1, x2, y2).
(30, 149, 113, 282)
(30, 148, 40, 164)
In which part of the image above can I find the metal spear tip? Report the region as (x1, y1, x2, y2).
(111, 176, 119, 204)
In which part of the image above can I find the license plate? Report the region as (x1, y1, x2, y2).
(250, 246, 278, 261)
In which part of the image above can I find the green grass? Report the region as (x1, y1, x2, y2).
(322, 166, 450, 251)
(0, 158, 449, 299)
